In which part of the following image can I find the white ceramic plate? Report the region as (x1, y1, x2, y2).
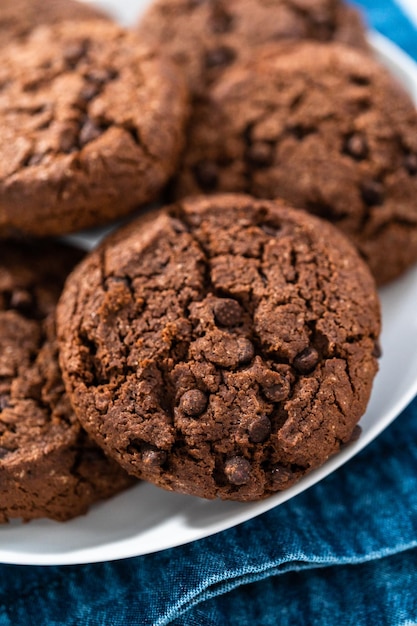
(1, 2, 417, 564)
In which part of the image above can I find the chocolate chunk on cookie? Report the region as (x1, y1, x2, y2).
(137, 0, 368, 98)
(0, 21, 188, 237)
(175, 42, 417, 284)
(57, 194, 381, 502)
(0, 241, 134, 523)
(0, 0, 110, 48)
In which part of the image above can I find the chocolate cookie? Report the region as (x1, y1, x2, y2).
(175, 42, 417, 285)
(0, 241, 134, 523)
(57, 194, 381, 502)
(137, 0, 368, 98)
(0, 21, 188, 237)
(0, 0, 110, 48)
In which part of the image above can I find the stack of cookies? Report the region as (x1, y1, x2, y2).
(0, 0, 415, 521)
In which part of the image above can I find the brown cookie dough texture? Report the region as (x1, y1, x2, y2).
(137, 0, 368, 97)
(0, 0, 110, 48)
(0, 242, 134, 523)
(0, 21, 188, 237)
(57, 194, 381, 502)
(175, 42, 417, 285)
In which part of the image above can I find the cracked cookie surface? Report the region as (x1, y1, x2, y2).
(0, 20, 188, 237)
(57, 194, 381, 502)
(137, 0, 368, 99)
(174, 42, 417, 285)
(0, 241, 134, 523)
(0, 0, 110, 49)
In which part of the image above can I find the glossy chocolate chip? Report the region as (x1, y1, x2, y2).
(404, 154, 417, 175)
(79, 119, 102, 146)
(361, 180, 384, 206)
(0, 447, 10, 459)
(28, 153, 45, 166)
(236, 338, 255, 365)
(194, 161, 219, 190)
(10, 289, 33, 313)
(293, 347, 319, 374)
(179, 389, 208, 417)
(224, 456, 251, 485)
(213, 299, 242, 327)
(348, 424, 362, 443)
(262, 380, 290, 402)
(210, 9, 233, 33)
(142, 448, 167, 468)
(372, 340, 382, 359)
(81, 82, 99, 102)
(0, 395, 10, 412)
(63, 39, 88, 67)
(86, 68, 117, 84)
(341, 425, 362, 449)
(270, 464, 293, 487)
(261, 223, 281, 237)
(344, 134, 368, 160)
(58, 123, 78, 153)
(248, 415, 271, 443)
(205, 46, 235, 69)
(247, 142, 274, 167)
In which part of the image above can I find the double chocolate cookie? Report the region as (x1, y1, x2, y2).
(175, 42, 417, 284)
(0, 242, 134, 523)
(137, 0, 368, 98)
(57, 194, 381, 502)
(0, 21, 188, 237)
(0, 0, 109, 48)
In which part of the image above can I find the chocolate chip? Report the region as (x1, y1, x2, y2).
(0, 395, 10, 412)
(372, 340, 382, 359)
(79, 119, 102, 147)
(80, 83, 99, 102)
(247, 142, 274, 167)
(10, 289, 33, 313)
(313, 23, 332, 42)
(28, 153, 44, 166)
(361, 180, 384, 206)
(261, 223, 281, 237)
(236, 338, 255, 365)
(248, 416, 271, 443)
(179, 389, 208, 417)
(194, 161, 219, 190)
(224, 456, 251, 485)
(142, 448, 167, 468)
(210, 10, 233, 33)
(86, 68, 118, 84)
(348, 424, 362, 443)
(205, 46, 235, 69)
(63, 39, 88, 67)
(213, 299, 242, 327)
(108, 275, 129, 285)
(341, 425, 362, 449)
(344, 134, 368, 160)
(262, 380, 290, 402)
(58, 124, 78, 153)
(293, 347, 319, 374)
(404, 153, 417, 175)
(290, 125, 315, 140)
(270, 464, 293, 487)
(169, 217, 188, 234)
(0, 447, 10, 459)
(350, 74, 370, 86)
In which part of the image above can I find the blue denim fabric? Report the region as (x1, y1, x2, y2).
(1, 398, 417, 625)
(1, 2, 417, 625)
(353, 0, 417, 58)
